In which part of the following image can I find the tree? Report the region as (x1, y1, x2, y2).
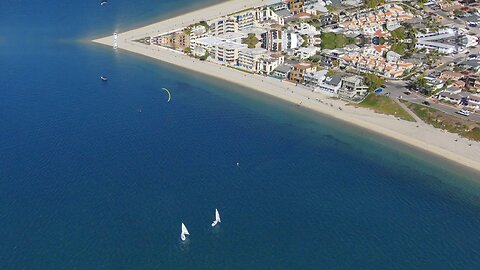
(364, 73, 385, 91)
(327, 70, 336, 76)
(413, 76, 428, 90)
(301, 34, 310, 47)
(242, 33, 259, 48)
(390, 27, 406, 40)
(320, 32, 350, 49)
(364, 0, 385, 9)
(199, 51, 210, 61)
(453, 10, 464, 17)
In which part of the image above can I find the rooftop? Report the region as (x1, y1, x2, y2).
(274, 64, 291, 73)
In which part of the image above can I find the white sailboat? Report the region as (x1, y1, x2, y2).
(211, 208, 221, 227)
(180, 223, 190, 241)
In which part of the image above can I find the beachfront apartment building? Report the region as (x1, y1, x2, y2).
(339, 75, 369, 98)
(189, 31, 248, 64)
(210, 18, 238, 36)
(269, 2, 288, 11)
(151, 31, 190, 51)
(211, 42, 246, 64)
(233, 11, 256, 30)
(238, 48, 268, 71)
(238, 48, 284, 74)
(255, 7, 285, 26)
(261, 29, 283, 52)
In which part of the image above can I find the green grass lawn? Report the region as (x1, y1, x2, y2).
(406, 101, 480, 142)
(320, 32, 355, 49)
(359, 94, 416, 122)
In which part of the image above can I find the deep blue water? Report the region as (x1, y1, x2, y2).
(1, 1, 480, 269)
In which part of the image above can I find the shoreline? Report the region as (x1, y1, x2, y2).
(92, 0, 480, 174)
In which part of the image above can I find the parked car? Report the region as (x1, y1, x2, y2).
(422, 101, 430, 106)
(456, 109, 470, 116)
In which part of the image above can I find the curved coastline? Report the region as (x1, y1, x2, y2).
(92, 0, 480, 174)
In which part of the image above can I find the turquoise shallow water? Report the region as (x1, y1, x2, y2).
(1, 1, 480, 269)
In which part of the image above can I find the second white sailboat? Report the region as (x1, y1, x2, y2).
(181, 223, 190, 241)
(211, 208, 221, 227)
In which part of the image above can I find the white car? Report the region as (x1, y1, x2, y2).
(456, 109, 470, 116)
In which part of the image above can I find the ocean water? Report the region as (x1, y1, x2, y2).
(1, 1, 480, 269)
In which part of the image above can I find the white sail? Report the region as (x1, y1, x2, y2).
(181, 223, 189, 241)
(215, 209, 221, 223)
(211, 208, 221, 227)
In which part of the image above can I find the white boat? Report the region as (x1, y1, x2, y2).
(211, 208, 221, 227)
(456, 109, 470, 116)
(180, 223, 190, 241)
(113, 32, 118, 40)
(100, 76, 108, 81)
(100, 0, 108, 6)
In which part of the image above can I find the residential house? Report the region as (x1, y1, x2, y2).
(465, 75, 480, 92)
(459, 60, 480, 73)
(317, 76, 343, 94)
(439, 70, 464, 82)
(438, 91, 469, 104)
(467, 94, 480, 110)
(304, 69, 328, 88)
(287, 0, 304, 14)
(339, 75, 369, 98)
(439, 0, 464, 11)
(272, 64, 291, 78)
(289, 63, 315, 83)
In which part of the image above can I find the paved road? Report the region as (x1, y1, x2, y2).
(384, 80, 480, 122)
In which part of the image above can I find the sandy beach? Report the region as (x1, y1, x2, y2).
(93, 0, 480, 173)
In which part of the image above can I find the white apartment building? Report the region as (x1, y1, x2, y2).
(190, 32, 247, 64)
(238, 48, 284, 74)
(296, 46, 319, 59)
(212, 42, 247, 64)
(210, 18, 238, 36)
(255, 7, 285, 25)
(238, 48, 267, 71)
(232, 11, 256, 30)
